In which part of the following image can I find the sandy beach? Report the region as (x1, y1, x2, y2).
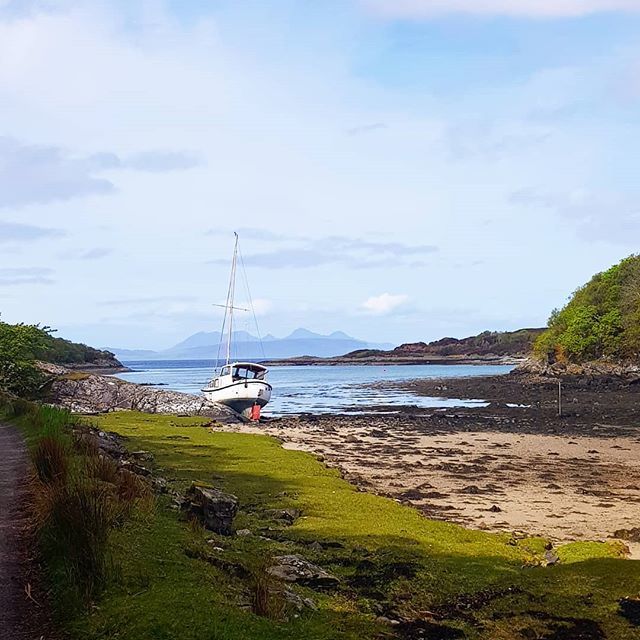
(221, 372, 640, 553)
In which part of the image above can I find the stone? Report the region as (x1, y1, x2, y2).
(265, 508, 301, 525)
(488, 505, 502, 513)
(186, 484, 239, 536)
(236, 529, 252, 537)
(308, 541, 323, 552)
(151, 477, 169, 494)
(544, 549, 560, 566)
(619, 598, 640, 626)
(460, 485, 482, 494)
(613, 527, 640, 542)
(120, 460, 152, 477)
(283, 589, 317, 611)
(94, 429, 127, 458)
(267, 555, 339, 588)
(131, 450, 154, 462)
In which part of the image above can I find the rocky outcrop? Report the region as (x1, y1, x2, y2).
(515, 357, 640, 380)
(39, 363, 240, 420)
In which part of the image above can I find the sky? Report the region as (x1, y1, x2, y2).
(1, 0, 639, 349)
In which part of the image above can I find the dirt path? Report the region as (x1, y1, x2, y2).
(0, 421, 42, 639)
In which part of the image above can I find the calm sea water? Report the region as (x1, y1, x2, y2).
(114, 360, 513, 415)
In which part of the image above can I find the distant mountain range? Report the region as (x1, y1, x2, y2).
(107, 329, 395, 361)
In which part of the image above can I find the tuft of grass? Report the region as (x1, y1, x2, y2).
(115, 468, 153, 515)
(250, 560, 287, 621)
(73, 431, 99, 457)
(32, 435, 69, 485)
(37, 480, 115, 606)
(85, 454, 120, 485)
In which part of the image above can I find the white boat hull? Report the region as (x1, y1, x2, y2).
(202, 379, 272, 416)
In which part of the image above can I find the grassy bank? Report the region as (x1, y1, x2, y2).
(3, 400, 638, 638)
(85, 411, 638, 640)
(0, 396, 152, 626)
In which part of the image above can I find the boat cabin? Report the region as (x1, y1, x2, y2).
(215, 362, 268, 385)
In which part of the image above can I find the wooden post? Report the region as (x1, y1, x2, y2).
(558, 378, 562, 417)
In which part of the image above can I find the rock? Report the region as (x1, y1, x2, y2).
(619, 598, 640, 626)
(613, 528, 640, 542)
(265, 508, 301, 525)
(44, 364, 242, 420)
(120, 460, 152, 477)
(151, 477, 169, 494)
(131, 450, 154, 462)
(267, 555, 339, 588)
(236, 529, 252, 537)
(186, 484, 239, 535)
(308, 541, 323, 552)
(460, 485, 482, 494)
(283, 589, 317, 611)
(173, 496, 191, 511)
(544, 550, 560, 566)
(92, 429, 127, 458)
(488, 505, 502, 513)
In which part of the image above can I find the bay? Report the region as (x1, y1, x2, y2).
(115, 360, 513, 415)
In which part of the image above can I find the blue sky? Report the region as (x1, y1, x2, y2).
(1, 0, 639, 349)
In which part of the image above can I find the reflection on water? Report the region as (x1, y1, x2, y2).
(115, 360, 513, 415)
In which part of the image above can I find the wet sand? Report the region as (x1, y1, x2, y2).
(220, 373, 640, 552)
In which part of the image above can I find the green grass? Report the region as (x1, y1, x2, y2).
(77, 411, 640, 640)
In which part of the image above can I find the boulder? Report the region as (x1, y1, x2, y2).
(186, 484, 239, 535)
(267, 554, 338, 588)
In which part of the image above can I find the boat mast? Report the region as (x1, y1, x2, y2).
(225, 232, 239, 366)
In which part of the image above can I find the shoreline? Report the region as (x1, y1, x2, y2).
(45, 361, 640, 552)
(221, 371, 640, 551)
(262, 355, 525, 367)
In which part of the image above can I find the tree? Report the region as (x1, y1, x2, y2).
(0, 321, 49, 396)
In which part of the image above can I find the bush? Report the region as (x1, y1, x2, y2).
(0, 322, 49, 396)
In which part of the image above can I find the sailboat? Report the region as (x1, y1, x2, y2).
(201, 233, 272, 416)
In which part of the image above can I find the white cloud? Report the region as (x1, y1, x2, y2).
(361, 0, 640, 19)
(249, 298, 273, 316)
(361, 293, 409, 315)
